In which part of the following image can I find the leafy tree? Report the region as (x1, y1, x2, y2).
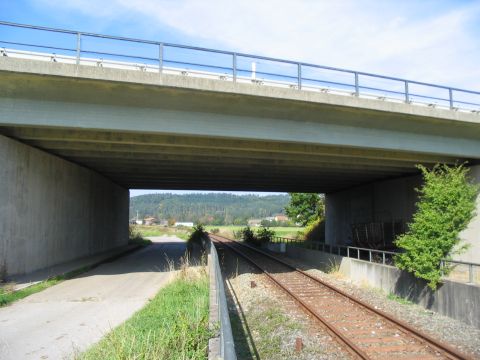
(395, 164, 479, 289)
(285, 193, 324, 226)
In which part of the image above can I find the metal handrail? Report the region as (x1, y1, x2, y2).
(209, 239, 236, 360)
(271, 236, 479, 284)
(1, 20, 479, 112)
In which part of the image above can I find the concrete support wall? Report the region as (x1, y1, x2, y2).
(325, 166, 480, 262)
(284, 246, 480, 328)
(0, 135, 129, 277)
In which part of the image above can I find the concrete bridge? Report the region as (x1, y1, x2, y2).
(1, 23, 479, 277)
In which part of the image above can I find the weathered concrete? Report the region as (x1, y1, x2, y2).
(325, 164, 480, 263)
(0, 134, 129, 277)
(0, 56, 479, 191)
(283, 246, 480, 328)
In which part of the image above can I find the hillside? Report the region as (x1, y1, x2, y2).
(129, 193, 290, 225)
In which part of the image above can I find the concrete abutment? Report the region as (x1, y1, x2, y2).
(325, 165, 480, 263)
(0, 134, 129, 277)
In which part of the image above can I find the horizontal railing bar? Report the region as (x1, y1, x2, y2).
(165, 59, 233, 72)
(81, 49, 159, 62)
(0, 40, 76, 53)
(1, 21, 479, 95)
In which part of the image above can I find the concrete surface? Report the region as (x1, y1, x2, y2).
(0, 134, 129, 277)
(1, 56, 479, 192)
(0, 236, 186, 360)
(283, 245, 480, 329)
(325, 164, 480, 263)
(9, 244, 139, 291)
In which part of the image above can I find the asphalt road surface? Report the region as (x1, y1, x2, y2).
(0, 236, 186, 360)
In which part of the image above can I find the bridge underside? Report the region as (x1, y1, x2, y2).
(1, 58, 480, 277)
(0, 126, 457, 192)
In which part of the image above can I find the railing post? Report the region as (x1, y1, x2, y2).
(382, 252, 386, 265)
(469, 264, 474, 284)
(449, 88, 454, 109)
(369, 250, 372, 262)
(357, 249, 360, 260)
(297, 63, 302, 90)
(232, 53, 237, 82)
(404, 81, 409, 103)
(354, 72, 359, 96)
(347, 247, 350, 258)
(158, 43, 164, 73)
(76, 32, 81, 65)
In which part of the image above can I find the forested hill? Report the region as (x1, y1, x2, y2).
(129, 193, 290, 225)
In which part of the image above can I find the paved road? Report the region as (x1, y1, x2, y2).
(0, 236, 186, 360)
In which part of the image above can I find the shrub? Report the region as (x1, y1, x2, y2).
(210, 228, 220, 234)
(188, 224, 208, 251)
(241, 226, 256, 245)
(395, 164, 479, 289)
(241, 226, 276, 246)
(256, 226, 275, 244)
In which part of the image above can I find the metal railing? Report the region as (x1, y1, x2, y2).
(209, 239, 236, 360)
(270, 236, 480, 285)
(1, 21, 480, 113)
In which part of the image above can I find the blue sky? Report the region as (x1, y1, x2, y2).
(2, 0, 479, 197)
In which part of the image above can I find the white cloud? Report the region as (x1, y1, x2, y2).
(35, 0, 480, 89)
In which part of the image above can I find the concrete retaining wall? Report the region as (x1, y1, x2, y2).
(284, 246, 480, 328)
(0, 135, 129, 277)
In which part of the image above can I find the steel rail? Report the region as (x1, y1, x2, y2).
(212, 235, 369, 360)
(211, 234, 472, 360)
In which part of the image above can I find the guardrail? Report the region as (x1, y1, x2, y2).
(1, 21, 479, 113)
(270, 236, 480, 285)
(208, 238, 236, 360)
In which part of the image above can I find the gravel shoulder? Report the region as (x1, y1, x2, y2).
(218, 244, 354, 359)
(0, 236, 186, 360)
(276, 250, 480, 359)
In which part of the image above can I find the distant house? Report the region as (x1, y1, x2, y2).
(274, 214, 289, 222)
(248, 219, 262, 227)
(135, 219, 143, 225)
(175, 222, 194, 227)
(144, 216, 157, 226)
(158, 219, 168, 227)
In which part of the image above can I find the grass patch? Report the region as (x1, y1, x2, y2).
(0, 265, 93, 307)
(387, 293, 413, 305)
(135, 225, 192, 240)
(79, 268, 210, 360)
(205, 225, 304, 239)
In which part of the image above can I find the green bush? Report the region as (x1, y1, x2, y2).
(241, 226, 256, 245)
(256, 226, 275, 244)
(187, 224, 208, 250)
(395, 164, 479, 289)
(241, 226, 276, 246)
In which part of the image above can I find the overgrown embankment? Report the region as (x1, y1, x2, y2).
(80, 267, 210, 360)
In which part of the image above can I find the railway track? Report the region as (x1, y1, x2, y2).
(211, 234, 472, 360)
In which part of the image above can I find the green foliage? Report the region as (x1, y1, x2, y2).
(130, 193, 289, 225)
(241, 226, 276, 246)
(299, 217, 325, 242)
(256, 226, 275, 244)
(128, 225, 152, 246)
(210, 228, 220, 234)
(241, 226, 256, 244)
(188, 224, 208, 250)
(80, 271, 210, 360)
(395, 164, 479, 289)
(285, 193, 324, 226)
